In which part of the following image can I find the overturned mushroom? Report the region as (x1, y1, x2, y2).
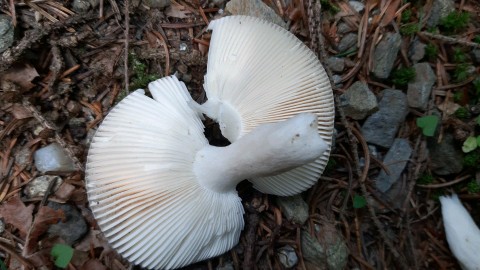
(86, 15, 335, 269)
(196, 16, 334, 196)
(87, 76, 328, 269)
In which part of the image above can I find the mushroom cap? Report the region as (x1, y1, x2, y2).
(201, 16, 335, 196)
(440, 194, 480, 269)
(86, 76, 244, 270)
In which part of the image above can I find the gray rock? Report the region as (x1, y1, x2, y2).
(338, 81, 378, 120)
(336, 23, 351, 35)
(72, 0, 99, 12)
(349, 1, 365, 13)
(361, 89, 409, 148)
(428, 133, 464, 175)
(326, 57, 345, 73)
(277, 246, 298, 268)
(301, 228, 348, 270)
(34, 143, 76, 173)
(0, 219, 4, 234)
(409, 38, 426, 63)
(211, 0, 227, 7)
(24, 175, 63, 198)
(47, 202, 88, 244)
(407, 63, 436, 110)
(337, 33, 357, 52)
(14, 147, 31, 168)
(332, 75, 342, 86)
(226, 0, 287, 28)
(426, 0, 455, 28)
(471, 49, 480, 64)
(276, 195, 309, 224)
(376, 139, 412, 192)
(68, 118, 87, 141)
(216, 261, 234, 270)
(143, 0, 170, 8)
(372, 32, 402, 79)
(0, 15, 14, 54)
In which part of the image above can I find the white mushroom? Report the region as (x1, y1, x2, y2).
(195, 16, 335, 196)
(87, 76, 329, 269)
(440, 194, 480, 270)
(86, 15, 335, 270)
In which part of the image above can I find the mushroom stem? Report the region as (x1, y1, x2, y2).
(194, 113, 328, 193)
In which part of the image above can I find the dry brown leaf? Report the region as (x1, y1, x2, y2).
(53, 182, 76, 202)
(75, 229, 112, 253)
(438, 100, 461, 116)
(0, 196, 34, 237)
(24, 206, 66, 255)
(165, 5, 192, 18)
(6, 103, 33, 119)
(0, 63, 39, 91)
(80, 259, 108, 270)
(25, 249, 54, 270)
(380, 0, 401, 26)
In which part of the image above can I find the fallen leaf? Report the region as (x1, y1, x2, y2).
(462, 136, 477, 153)
(0, 63, 39, 91)
(438, 100, 461, 115)
(75, 230, 112, 254)
(80, 259, 107, 270)
(416, 115, 439, 137)
(165, 4, 192, 18)
(380, 0, 401, 26)
(53, 182, 76, 202)
(0, 196, 34, 237)
(51, 244, 74, 268)
(24, 206, 66, 255)
(5, 103, 32, 119)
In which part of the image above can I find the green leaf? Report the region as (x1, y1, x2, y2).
(0, 259, 6, 270)
(416, 115, 439, 137)
(51, 244, 74, 268)
(475, 116, 480, 126)
(462, 136, 478, 153)
(353, 194, 367, 209)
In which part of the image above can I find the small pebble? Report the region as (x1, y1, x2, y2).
(0, 15, 14, 54)
(276, 195, 309, 224)
(338, 81, 378, 120)
(326, 57, 345, 73)
(68, 118, 87, 141)
(14, 147, 31, 168)
(348, 1, 365, 13)
(142, 0, 170, 8)
(24, 175, 63, 198)
(376, 138, 412, 192)
(372, 32, 402, 79)
(277, 245, 298, 268)
(216, 261, 234, 270)
(34, 143, 76, 172)
(47, 202, 88, 245)
(337, 33, 358, 52)
(179, 43, 188, 51)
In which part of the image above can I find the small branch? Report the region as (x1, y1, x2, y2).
(124, 0, 130, 95)
(419, 31, 480, 48)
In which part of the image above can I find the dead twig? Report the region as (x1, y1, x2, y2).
(419, 31, 480, 48)
(124, 0, 130, 95)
